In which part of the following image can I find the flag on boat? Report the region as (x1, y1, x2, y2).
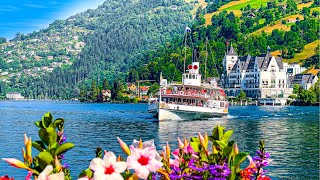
(185, 25, 191, 33)
(220, 89, 226, 96)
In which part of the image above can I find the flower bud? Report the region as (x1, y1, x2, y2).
(165, 142, 170, 159)
(198, 133, 205, 147)
(2, 158, 32, 171)
(177, 137, 184, 149)
(117, 137, 131, 155)
(234, 143, 239, 155)
(183, 138, 189, 147)
(139, 138, 143, 149)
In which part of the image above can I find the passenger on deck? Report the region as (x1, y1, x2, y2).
(173, 85, 178, 94)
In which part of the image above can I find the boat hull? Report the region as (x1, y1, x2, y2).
(156, 103, 228, 121)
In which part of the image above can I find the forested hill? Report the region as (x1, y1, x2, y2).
(0, 0, 319, 100)
(0, 0, 195, 99)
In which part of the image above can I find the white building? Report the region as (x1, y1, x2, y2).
(283, 63, 306, 76)
(222, 45, 292, 98)
(6, 92, 24, 100)
(291, 73, 318, 90)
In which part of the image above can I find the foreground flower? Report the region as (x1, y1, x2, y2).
(0, 175, 14, 180)
(2, 158, 32, 171)
(117, 137, 131, 156)
(127, 146, 163, 179)
(89, 151, 127, 180)
(208, 163, 231, 179)
(37, 165, 64, 180)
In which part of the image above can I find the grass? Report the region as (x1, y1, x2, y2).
(310, 7, 320, 14)
(271, 50, 281, 57)
(297, 0, 314, 10)
(190, 0, 208, 17)
(223, 0, 269, 11)
(258, 18, 266, 24)
(251, 14, 304, 35)
(204, 0, 249, 25)
(283, 40, 320, 63)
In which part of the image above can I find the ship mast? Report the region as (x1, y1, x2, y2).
(205, 37, 208, 81)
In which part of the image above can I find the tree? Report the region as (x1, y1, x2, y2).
(286, 0, 298, 13)
(312, 79, 320, 101)
(111, 79, 123, 101)
(237, 90, 246, 100)
(293, 84, 303, 94)
(297, 90, 316, 105)
(102, 79, 109, 90)
(0, 37, 6, 44)
(147, 83, 160, 96)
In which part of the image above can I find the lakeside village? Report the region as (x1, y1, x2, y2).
(5, 45, 319, 106)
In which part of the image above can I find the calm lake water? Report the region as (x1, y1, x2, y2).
(0, 100, 318, 179)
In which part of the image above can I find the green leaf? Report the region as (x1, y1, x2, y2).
(42, 112, 53, 129)
(234, 152, 249, 167)
(221, 130, 234, 143)
(37, 151, 54, 170)
(34, 121, 43, 128)
(46, 127, 57, 146)
(32, 141, 46, 152)
(223, 146, 233, 156)
(227, 166, 236, 180)
(216, 140, 227, 149)
(55, 142, 75, 156)
(38, 127, 57, 146)
(227, 140, 235, 147)
(51, 118, 64, 129)
(212, 125, 225, 140)
(39, 129, 49, 146)
(190, 137, 200, 152)
(78, 168, 93, 179)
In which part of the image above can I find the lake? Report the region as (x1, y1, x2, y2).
(0, 100, 318, 179)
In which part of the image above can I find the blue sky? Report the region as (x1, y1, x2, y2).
(0, 0, 106, 40)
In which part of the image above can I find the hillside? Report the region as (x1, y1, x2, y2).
(0, 0, 318, 100)
(0, 0, 195, 99)
(283, 40, 320, 63)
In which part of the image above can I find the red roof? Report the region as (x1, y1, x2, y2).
(140, 86, 149, 91)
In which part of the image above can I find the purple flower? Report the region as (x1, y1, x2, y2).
(62, 163, 69, 169)
(252, 150, 271, 176)
(208, 163, 231, 179)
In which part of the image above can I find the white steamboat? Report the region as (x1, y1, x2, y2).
(148, 62, 228, 121)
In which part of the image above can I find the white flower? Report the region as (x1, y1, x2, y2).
(89, 151, 127, 180)
(127, 146, 163, 180)
(37, 165, 64, 180)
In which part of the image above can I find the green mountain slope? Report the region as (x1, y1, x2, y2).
(0, 0, 319, 100)
(0, 0, 195, 99)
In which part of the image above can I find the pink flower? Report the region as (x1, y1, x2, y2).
(25, 171, 32, 180)
(89, 151, 127, 180)
(127, 146, 163, 180)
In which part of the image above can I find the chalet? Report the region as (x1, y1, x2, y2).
(101, 90, 111, 101)
(140, 86, 150, 96)
(247, 13, 256, 18)
(126, 82, 136, 91)
(6, 92, 24, 100)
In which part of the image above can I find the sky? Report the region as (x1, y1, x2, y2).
(0, 0, 106, 40)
